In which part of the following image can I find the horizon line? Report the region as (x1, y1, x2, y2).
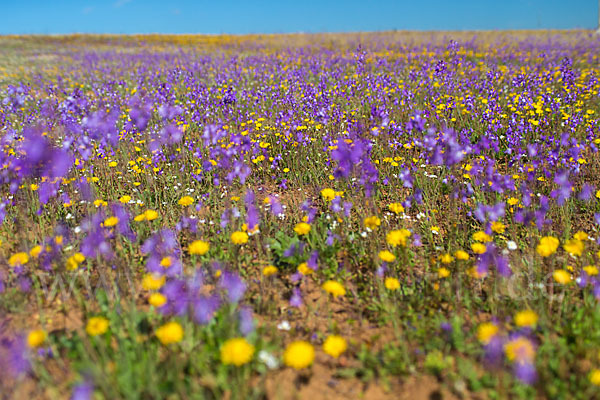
(0, 28, 597, 38)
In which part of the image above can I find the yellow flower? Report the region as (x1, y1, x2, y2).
(514, 310, 538, 328)
(142, 273, 166, 290)
(221, 337, 255, 366)
(364, 216, 381, 230)
(583, 265, 599, 276)
(29, 245, 42, 258)
(241, 222, 259, 234)
(262, 265, 278, 277)
(384, 277, 400, 290)
(322, 335, 347, 358)
(468, 266, 487, 279)
(103, 216, 119, 227)
(388, 202, 405, 215)
(471, 243, 487, 254)
(553, 269, 572, 284)
(321, 188, 336, 201)
(178, 196, 194, 206)
(66, 253, 86, 271)
(231, 231, 249, 245)
(294, 222, 311, 235)
(507, 197, 519, 206)
(439, 253, 454, 264)
(386, 229, 411, 247)
(27, 329, 47, 348)
(563, 239, 584, 257)
(297, 262, 313, 275)
(378, 250, 396, 263)
(504, 337, 535, 363)
(119, 195, 131, 203)
(189, 240, 210, 256)
(155, 321, 183, 345)
(477, 322, 498, 344)
(454, 250, 469, 260)
(437, 267, 450, 278)
(86, 316, 109, 336)
(322, 280, 346, 297)
(573, 231, 589, 241)
(472, 231, 492, 242)
(9, 252, 29, 267)
(589, 369, 600, 386)
(283, 341, 315, 369)
(491, 221, 505, 234)
(536, 236, 559, 257)
(160, 256, 172, 268)
(135, 209, 158, 221)
(148, 293, 167, 307)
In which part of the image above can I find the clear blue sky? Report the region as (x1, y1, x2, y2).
(0, 0, 596, 34)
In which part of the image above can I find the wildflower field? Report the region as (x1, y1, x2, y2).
(2, 31, 600, 399)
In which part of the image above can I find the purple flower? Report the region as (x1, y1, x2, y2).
(307, 251, 319, 270)
(477, 244, 511, 278)
(111, 204, 136, 241)
(290, 272, 303, 283)
(326, 231, 336, 246)
(289, 287, 303, 308)
(483, 335, 504, 367)
(193, 295, 220, 325)
(80, 212, 114, 260)
(283, 243, 298, 258)
(513, 362, 537, 385)
(238, 306, 255, 335)
(245, 190, 260, 231)
(411, 234, 422, 247)
(474, 202, 505, 224)
(0, 335, 30, 379)
(268, 196, 283, 216)
(71, 379, 94, 400)
(578, 184, 594, 201)
(440, 322, 452, 333)
(161, 279, 188, 316)
(220, 271, 246, 303)
(17, 128, 72, 179)
(128, 96, 153, 132)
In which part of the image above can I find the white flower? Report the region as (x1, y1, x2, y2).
(507, 241, 517, 251)
(258, 350, 279, 369)
(277, 320, 291, 331)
